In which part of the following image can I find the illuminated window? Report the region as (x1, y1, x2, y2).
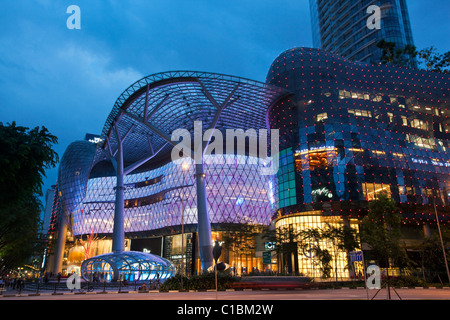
(316, 113, 328, 122)
(275, 213, 359, 279)
(348, 109, 372, 118)
(401, 116, 408, 126)
(278, 148, 297, 207)
(372, 95, 382, 102)
(371, 150, 385, 156)
(387, 112, 394, 123)
(437, 122, 450, 133)
(410, 119, 429, 131)
(309, 150, 329, 171)
(362, 183, 391, 201)
(406, 134, 436, 149)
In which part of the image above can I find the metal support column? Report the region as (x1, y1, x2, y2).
(112, 133, 125, 253)
(195, 163, 213, 272)
(52, 211, 67, 275)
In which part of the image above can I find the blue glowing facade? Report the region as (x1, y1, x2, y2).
(267, 47, 450, 224)
(75, 156, 276, 236)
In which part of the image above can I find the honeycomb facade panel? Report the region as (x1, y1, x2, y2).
(58, 140, 97, 222)
(74, 156, 276, 237)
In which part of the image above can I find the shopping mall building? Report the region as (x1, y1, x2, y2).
(45, 47, 450, 281)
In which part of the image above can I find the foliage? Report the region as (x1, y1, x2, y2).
(263, 220, 359, 280)
(360, 192, 407, 269)
(389, 275, 426, 288)
(418, 47, 450, 74)
(415, 233, 450, 284)
(159, 271, 238, 291)
(297, 223, 359, 280)
(0, 122, 59, 274)
(321, 222, 360, 281)
(377, 39, 450, 73)
(297, 227, 333, 279)
(263, 225, 300, 275)
(377, 39, 418, 69)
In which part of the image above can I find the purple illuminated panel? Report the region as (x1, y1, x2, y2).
(73, 155, 276, 236)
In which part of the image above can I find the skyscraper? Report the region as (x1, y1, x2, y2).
(309, 0, 415, 64)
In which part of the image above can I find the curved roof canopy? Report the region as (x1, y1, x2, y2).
(81, 251, 175, 282)
(94, 71, 291, 173)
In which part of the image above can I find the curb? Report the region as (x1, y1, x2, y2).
(2, 286, 450, 298)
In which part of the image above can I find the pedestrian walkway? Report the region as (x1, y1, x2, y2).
(0, 278, 162, 297)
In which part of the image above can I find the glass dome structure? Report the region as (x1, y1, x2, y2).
(80, 251, 175, 282)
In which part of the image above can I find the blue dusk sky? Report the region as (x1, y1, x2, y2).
(1, 1, 449, 210)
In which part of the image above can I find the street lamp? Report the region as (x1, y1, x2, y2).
(432, 194, 450, 284)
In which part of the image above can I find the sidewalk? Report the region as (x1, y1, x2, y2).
(0, 279, 161, 297)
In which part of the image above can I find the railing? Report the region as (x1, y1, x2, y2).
(0, 278, 162, 296)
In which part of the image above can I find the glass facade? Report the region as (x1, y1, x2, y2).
(80, 251, 175, 282)
(266, 46, 450, 276)
(309, 0, 415, 64)
(51, 71, 288, 278)
(75, 156, 275, 236)
(275, 213, 359, 279)
(267, 46, 449, 222)
(50, 48, 450, 280)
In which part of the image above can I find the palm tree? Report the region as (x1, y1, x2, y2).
(263, 225, 300, 275)
(298, 227, 331, 279)
(321, 223, 359, 282)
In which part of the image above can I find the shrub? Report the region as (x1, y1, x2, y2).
(159, 271, 238, 291)
(389, 275, 426, 288)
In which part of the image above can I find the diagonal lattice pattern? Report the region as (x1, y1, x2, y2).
(74, 156, 276, 236)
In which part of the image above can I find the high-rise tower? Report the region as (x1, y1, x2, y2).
(309, 0, 415, 64)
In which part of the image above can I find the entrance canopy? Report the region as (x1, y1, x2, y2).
(81, 251, 175, 282)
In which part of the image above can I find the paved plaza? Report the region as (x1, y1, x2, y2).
(2, 287, 449, 300)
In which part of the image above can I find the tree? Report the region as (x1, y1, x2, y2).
(416, 231, 450, 284)
(417, 46, 450, 74)
(360, 192, 406, 272)
(263, 225, 300, 275)
(0, 122, 58, 274)
(298, 224, 359, 280)
(377, 39, 450, 74)
(377, 39, 417, 69)
(321, 223, 360, 282)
